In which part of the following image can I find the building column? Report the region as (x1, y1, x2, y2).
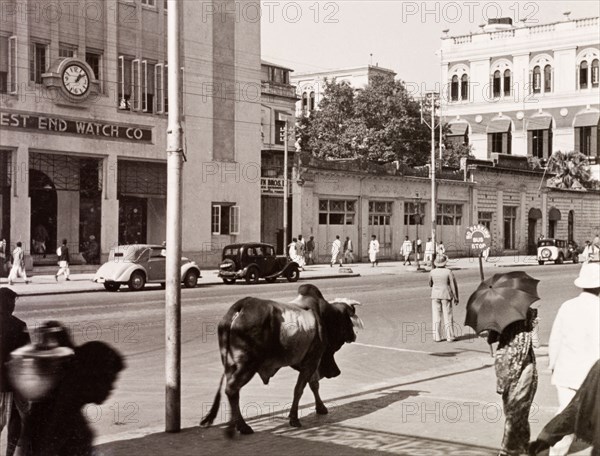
(519, 186, 527, 254)
(496, 188, 504, 251)
(10, 145, 30, 252)
(541, 191, 548, 238)
(101, 155, 119, 260)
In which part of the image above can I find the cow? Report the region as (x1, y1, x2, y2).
(200, 283, 363, 437)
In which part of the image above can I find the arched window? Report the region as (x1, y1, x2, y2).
(503, 69, 511, 96)
(301, 92, 308, 114)
(461, 74, 469, 100)
(580, 61, 588, 89)
(450, 75, 459, 101)
(544, 65, 552, 92)
(533, 66, 541, 93)
(309, 91, 315, 111)
(493, 70, 501, 98)
(592, 59, 599, 88)
(568, 210, 574, 243)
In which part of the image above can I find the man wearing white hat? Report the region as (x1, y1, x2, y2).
(428, 255, 459, 342)
(547, 262, 600, 455)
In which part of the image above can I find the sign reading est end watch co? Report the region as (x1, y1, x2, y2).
(465, 224, 491, 253)
(0, 111, 152, 143)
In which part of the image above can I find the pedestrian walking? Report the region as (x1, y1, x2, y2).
(401, 236, 413, 266)
(416, 238, 422, 261)
(8, 242, 30, 285)
(581, 241, 592, 262)
(482, 245, 491, 262)
(306, 235, 316, 265)
(436, 241, 446, 257)
(424, 237, 434, 266)
(488, 307, 540, 456)
(368, 235, 379, 267)
(0, 288, 31, 456)
(330, 235, 342, 267)
(55, 239, 70, 282)
(428, 255, 458, 342)
(343, 236, 354, 264)
(546, 262, 600, 456)
(296, 235, 306, 270)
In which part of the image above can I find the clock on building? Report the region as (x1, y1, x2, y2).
(62, 63, 90, 96)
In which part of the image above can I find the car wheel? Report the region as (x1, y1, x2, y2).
(538, 260, 544, 265)
(128, 271, 146, 291)
(555, 254, 564, 265)
(104, 282, 121, 292)
(286, 267, 299, 283)
(265, 276, 278, 283)
(245, 267, 260, 284)
(183, 270, 199, 288)
(222, 278, 236, 284)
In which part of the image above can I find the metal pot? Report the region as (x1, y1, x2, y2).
(7, 326, 74, 402)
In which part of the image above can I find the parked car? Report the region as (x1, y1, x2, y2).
(218, 242, 300, 284)
(94, 244, 201, 291)
(537, 238, 579, 265)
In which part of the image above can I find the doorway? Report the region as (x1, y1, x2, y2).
(30, 169, 57, 256)
(119, 196, 148, 245)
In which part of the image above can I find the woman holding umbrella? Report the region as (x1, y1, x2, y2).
(465, 271, 541, 456)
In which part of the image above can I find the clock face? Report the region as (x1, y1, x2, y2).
(62, 64, 90, 96)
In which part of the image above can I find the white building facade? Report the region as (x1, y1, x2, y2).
(441, 16, 599, 171)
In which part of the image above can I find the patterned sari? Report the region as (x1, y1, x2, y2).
(489, 309, 538, 456)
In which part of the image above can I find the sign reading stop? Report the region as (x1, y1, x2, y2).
(465, 224, 491, 253)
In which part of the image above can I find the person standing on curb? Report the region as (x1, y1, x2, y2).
(8, 242, 30, 285)
(424, 237, 434, 266)
(0, 288, 31, 456)
(368, 235, 379, 267)
(416, 238, 422, 261)
(306, 236, 315, 265)
(343, 236, 354, 265)
(330, 235, 342, 267)
(401, 236, 413, 266)
(546, 262, 600, 456)
(55, 239, 71, 282)
(428, 255, 458, 342)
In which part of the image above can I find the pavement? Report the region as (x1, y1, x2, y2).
(1, 254, 541, 296)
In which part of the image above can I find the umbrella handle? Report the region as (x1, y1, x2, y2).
(489, 343, 494, 358)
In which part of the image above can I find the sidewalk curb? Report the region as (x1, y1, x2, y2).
(6, 273, 362, 297)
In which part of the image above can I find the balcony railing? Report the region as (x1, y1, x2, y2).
(261, 82, 298, 100)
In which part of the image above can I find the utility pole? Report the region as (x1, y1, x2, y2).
(165, 0, 182, 433)
(282, 118, 289, 255)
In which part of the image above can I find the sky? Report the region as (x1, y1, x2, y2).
(261, 0, 600, 88)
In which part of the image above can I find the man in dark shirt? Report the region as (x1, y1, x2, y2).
(0, 287, 30, 456)
(55, 239, 71, 282)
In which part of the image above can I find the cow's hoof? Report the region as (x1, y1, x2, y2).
(289, 417, 302, 428)
(224, 425, 236, 439)
(199, 417, 212, 428)
(237, 422, 254, 435)
(316, 404, 328, 415)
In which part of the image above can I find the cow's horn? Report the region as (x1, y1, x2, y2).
(331, 298, 361, 306)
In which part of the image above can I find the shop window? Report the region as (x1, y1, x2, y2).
(460, 74, 468, 100)
(30, 42, 48, 84)
(118, 160, 167, 197)
(436, 204, 462, 226)
(403, 202, 425, 225)
(212, 204, 239, 235)
(450, 75, 459, 101)
(318, 200, 355, 225)
(503, 206, 517, 249)
(369, 201, 393, 226)
(478, 212, 493, 230)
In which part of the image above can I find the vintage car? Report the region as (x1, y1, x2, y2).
(93, 244, 201, 291)
(537, 238, 579, 265)
(218, 242, 300, 284)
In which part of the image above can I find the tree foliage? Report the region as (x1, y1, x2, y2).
(546, 150, 592, 190)
(296, 75, 432, 166)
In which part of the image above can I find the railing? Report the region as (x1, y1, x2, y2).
(261, 82, 298, 99)
(489, 29, 515, 40)
(529, 24, 555, 34)
(452, 35, 472, 44)
(575, 17, 599, 28)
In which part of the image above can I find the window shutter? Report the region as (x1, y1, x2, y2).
(212, 205, 221, 235)
(230, 206, 240, 234)
(155, 63, 163, 113)
(574, 127, 581, 153)
(131, 59, 140, 111)
(8, 36, 17, 94)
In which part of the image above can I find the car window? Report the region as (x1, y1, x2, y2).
(224, 247, 239, 256)
(265, 246, 274, 256)
(247, 247, 256, 256)
(150, 248, 165, 258)
(254, 247, 264, 256)
(538, 240, 555, 247)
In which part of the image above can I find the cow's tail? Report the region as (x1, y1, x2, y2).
(199, 372, 225, 427)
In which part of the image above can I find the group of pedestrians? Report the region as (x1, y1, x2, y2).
(0, 288, 125, 455)
(288, 234, 318, 269)
(2, 239, 72, 285)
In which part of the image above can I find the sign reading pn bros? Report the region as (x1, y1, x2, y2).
(465, 224, 491, 254)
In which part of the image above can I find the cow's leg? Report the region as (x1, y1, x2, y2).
(225, 364, 256, 437)
(288, 369, 313, 427)
(309, 379, 328, 415)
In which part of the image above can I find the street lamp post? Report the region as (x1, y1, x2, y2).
(282, 119, 289, 255)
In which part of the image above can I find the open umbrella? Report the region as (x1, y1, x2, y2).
(465, 271, 540, 334)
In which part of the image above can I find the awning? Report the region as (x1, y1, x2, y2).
(574, 111, 600, 127)
(447, 122, 469, 136)
(526, 116, 552, 131)
(549, 207, 561, 221)
(528, 208, 542, 220)
(487, 118, 511, 133)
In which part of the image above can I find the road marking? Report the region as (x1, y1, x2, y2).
(354, 342, 433, 355)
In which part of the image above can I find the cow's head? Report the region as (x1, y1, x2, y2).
(318, 297, 363, 379)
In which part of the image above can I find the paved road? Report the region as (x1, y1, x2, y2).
(11, 264, 590, 454)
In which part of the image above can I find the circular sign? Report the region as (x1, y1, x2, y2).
(465, 224, 491, 253)
(62, 63, 90, 97)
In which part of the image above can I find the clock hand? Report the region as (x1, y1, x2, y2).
(75, 73, 83, 83)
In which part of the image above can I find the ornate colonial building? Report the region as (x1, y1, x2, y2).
(0, 0, 261, 267)
(441, 16, 599, 174)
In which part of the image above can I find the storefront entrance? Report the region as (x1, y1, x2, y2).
(118, 196, 148, 245)
(30, 169, 57, 256)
